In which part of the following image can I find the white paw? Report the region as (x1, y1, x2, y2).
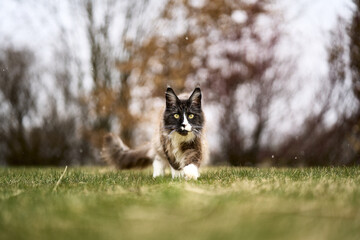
(183, 164, 200, 180)
(171, 167, 184, 178)
(153, 158, 165, 178)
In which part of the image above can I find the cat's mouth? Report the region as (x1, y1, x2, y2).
(177, 129, 190, 136)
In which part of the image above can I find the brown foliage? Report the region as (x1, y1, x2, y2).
(118, 0, 284, 166)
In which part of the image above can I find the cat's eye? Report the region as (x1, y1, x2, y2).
(188, 114, 194, 119)
(174, 114, 180, 119)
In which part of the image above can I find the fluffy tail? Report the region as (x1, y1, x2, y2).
(102, 133, 153, 169)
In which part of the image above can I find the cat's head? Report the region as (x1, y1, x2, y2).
(163, 87, 204, 136)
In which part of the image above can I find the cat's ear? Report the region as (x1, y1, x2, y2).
(189, 87, 202, 109)
(165, 87, 179, 108)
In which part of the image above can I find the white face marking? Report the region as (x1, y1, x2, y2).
(181, 113, 192, 131)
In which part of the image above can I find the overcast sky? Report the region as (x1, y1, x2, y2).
(0, 0, 354, 81)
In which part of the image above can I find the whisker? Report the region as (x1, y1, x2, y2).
(192, 129, 203, 138)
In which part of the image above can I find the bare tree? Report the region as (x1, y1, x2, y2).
(350, 0, 360, 100)
(0, 48, 36, 165)
(84, 0, 153, 148)
(188, 1, 290, 166)
(276, 17, 358, 166)
(0, 46, 95, 166)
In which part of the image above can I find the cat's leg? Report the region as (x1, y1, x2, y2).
(170, 166, 184, 179)
(183, 164, 200, 180)
(152, 156, 166, 178)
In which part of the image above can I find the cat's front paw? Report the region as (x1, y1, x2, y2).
(183, 164, 200, 180)
(152, 158, 165, 178)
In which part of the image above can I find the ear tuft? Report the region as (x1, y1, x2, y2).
(189, 87, 202, 108)
(165, 87, 179, 108)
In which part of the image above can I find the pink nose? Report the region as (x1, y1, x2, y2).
(183, 124, 192, 131)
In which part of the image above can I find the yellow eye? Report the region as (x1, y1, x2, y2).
(188, 114, 194, 119)
(174, 114, 180, 119)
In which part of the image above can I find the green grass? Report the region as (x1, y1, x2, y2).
(1, 167, 360, 240)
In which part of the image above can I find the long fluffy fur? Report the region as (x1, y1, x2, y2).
(101, 88, 209, 175)
(102, 133, 152, 169)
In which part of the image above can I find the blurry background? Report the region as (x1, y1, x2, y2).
(0, 0, 359, 167)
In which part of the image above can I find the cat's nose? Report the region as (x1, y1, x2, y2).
(182, 124, 192, 132)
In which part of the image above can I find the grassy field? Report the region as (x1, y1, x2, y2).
(1, 167, 360, 240)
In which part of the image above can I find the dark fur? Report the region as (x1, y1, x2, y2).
(163, 87, 204, 136)
(102, 87, 205, 171)
(102, 134, 152, 169)
(160, 134, 181, 169)
(160, 87, 204, 170)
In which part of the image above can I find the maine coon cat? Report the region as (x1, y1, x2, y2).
(102, 87, 208, 180)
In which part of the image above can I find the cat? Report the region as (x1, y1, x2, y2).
(102, 87, 208, 180)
